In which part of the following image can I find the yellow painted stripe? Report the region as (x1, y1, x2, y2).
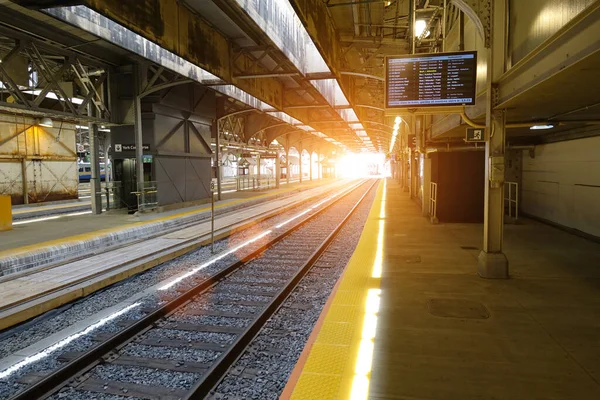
(12, 203, 85, 215)
(0, 196, 12, 232)
(289, 179, 384, 400)
(0, 180, 328, 259)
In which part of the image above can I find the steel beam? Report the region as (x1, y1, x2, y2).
(73, 0, 285, 109)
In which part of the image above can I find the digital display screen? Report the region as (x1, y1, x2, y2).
(386, 51, 477, 108)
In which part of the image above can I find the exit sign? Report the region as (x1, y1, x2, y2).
(465, 128, 485, 142)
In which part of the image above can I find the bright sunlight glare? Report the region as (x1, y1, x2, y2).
(336, 153, 389, 178)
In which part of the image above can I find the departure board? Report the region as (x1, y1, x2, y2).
(386, 51, 477, 108)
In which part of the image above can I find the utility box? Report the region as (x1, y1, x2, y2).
(0, 196, 12, 232)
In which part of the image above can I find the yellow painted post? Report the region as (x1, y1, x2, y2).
(0, 196, 12, 231)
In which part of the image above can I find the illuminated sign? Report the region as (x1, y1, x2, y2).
(386, 51, 477, 108)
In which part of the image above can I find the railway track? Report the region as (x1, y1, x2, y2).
(7, 179, 378, 400)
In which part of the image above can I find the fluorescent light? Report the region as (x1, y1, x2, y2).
(530, 124, 554, 130)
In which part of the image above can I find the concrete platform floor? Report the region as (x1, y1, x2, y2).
(371, 180, 600, 400)
(0, 178, 329, 253)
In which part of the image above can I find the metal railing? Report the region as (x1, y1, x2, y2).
(504, 181, 519, 220)
(133, 181, 159, 212)
(235, 175, 276, 191)
(429, 182, 438, 220)
(96, 181, 124, 210)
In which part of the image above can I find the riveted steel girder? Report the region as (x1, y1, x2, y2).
(451, 0, 491, 47)
(288, 0, 343, 76)
(73, 0, 285, 109)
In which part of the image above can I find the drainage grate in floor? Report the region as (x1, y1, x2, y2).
(427, 298, 490, 319)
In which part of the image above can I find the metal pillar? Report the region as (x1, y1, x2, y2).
(286, 149, 290, 185)
(422, 156, 431, 217)
(21, 158, 28, 204)
(442, 0, 447, 51)
(275, 150, 281, 188)
(88, 102, 102, 214)
(309, 152, 313, 181)
(299, 150, 303, 184)
(410, 116, 417, 196)
(214, 121, 222, 200)
(411, 0, 416, 54)
(256, 155, 261, 188)
(133, 64, 145, 212)
(318, 153, 322, 179)
(478, 0, 509, 279)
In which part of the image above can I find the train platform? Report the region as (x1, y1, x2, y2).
(0, 178, 339, 330)
(283, 178, 600, 400)
(0, 178, 330, 254)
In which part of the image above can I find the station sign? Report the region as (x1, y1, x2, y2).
(386, 51, 477, 108)
(114, 143, 150, 152)
(261, 153, 278, 159)
(465, 127, 486, 142)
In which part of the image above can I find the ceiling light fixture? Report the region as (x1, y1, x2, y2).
(530, 124, 554, 130)
(38, 117, 53, 128)
(415, 20, 430, 38)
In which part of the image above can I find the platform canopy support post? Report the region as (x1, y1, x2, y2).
(309, 151, 313, 181)
(478, 0, 509, 279)
(299, 144, 303, 184)
(133, 63, 145, 212)
(88, 102, 102, 215)
(275, 149, 281, 189)
(286, 148, 290, 186)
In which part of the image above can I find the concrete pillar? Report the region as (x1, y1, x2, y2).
(309, 152, 313, 181)
(88, 123, 102, 214)
(275, 150, 281, 188)
(133, 64, 145, 211)
(478, 0, 509, 279)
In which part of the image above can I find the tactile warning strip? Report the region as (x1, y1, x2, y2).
(289, 180, 385, 400)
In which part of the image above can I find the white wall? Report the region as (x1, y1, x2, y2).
(521, 136, 600, 237)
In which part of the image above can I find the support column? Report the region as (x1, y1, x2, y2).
(87, 100, 102, 215)
(133, 64, 145, 212)
(21, 158, 28, 205)
(318, 153, 322, 179)
(256, 155, 261, 188)
(275, 150, 281, 188)
(286, 149, 290, 185)
(88, 123, 102, 214)
(298, 147, 304, 183)
(478, 0, 509, 279)
(422, 156, 431, 218)
(309, 152, 313, 181)
(401, 123, 409, 192)
(214, 121, 222, 200)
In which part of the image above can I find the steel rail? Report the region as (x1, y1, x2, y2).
(8, 179, 376, 400)
(190, 179, 379, 399)
(0, 182, 347, 312)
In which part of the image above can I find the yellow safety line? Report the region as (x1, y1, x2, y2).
(288, 179, 385, 400)
(12, 203, 87, 215)
(0, 180, 328, 258)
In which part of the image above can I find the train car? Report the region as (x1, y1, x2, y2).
(78, 162, 106, 182)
